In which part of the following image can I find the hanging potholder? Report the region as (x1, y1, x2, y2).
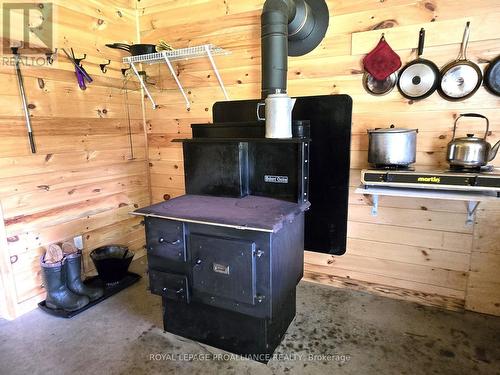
(363, 36, 402, 81)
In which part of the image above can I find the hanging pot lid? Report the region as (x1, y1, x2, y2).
(397, 29, 439, 100)
(363, 72, 397, 96)
(440, 64, 482, 98)
(438, 22, 483, 101)
(484, 55, 500, 96)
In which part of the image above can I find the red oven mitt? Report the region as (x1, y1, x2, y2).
(363, 36, 402, 80)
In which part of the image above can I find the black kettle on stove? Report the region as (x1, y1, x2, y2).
(446, 113, 500, 169)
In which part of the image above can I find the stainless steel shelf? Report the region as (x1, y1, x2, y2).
(123, 44, 231, 109)
(355, 185, 500, 225)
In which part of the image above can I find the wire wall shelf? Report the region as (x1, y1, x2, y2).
(123, 44, 231, 109)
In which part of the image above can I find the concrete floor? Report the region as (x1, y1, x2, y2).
(1, 259, 499, 375)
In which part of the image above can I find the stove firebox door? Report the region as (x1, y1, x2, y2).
(190, 234, 257, 307)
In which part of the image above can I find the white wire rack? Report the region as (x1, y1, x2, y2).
(123, 44, 231, 109)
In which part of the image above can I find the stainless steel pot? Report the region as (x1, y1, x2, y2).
(368, 125, 418, 167)
(446, 113, 500, 168)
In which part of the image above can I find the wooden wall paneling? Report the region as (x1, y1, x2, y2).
(6, 191, 150, 256)
(303, 270, 465, 311)
(135, 0, 500, 315)
(465, 202, 500, 316)
(0, 201, 18, 319)
(0, 0, 149, 318)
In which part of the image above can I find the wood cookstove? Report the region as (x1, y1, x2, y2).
(131, 91, 353, 361)
(132, 119, 311, 360)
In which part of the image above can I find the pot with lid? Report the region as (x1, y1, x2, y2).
(367, 125, 418, 168)
(447, 113, 500, 169)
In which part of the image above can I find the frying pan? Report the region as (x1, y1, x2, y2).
(363, 72, 397, 96)
(438, 22, 483, 101)
(484, 55, 500, 96)
(106, 43, 157, 56)
(397, 28, 439, 100)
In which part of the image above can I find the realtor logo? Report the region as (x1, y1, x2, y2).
(2, 2, 54, 54)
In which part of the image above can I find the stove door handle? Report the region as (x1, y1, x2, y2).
(159, 237, 181, 246)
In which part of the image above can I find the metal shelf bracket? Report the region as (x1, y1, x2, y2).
(356, 185, 498, 227)
(129, 62, 157, 109)
(124, 44, 231, 110)
(466, 201, 480, 226)
(371, 194, 379, 217)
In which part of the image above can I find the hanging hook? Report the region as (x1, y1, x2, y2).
(121, 64, 131, 76)
(45, 48, 57, 65)
(100, 59, 111, 74)
(71, 48, 87, 65)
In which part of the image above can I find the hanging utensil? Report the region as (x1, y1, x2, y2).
(12, 47, 36, 154)
(363, 72, 397, 96)
(71, 50, 87, 90)
(484, 55, 500, 96)
(438, 22, 483, 101)
(363, 35, 402, 81)
(124, 83, 135, 160)
(61, 49, 93, 84)
(397, 28, 439, 100)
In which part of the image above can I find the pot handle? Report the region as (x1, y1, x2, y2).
(105, 43, 131, 52)
(457, 22, 471, 60)
(417, 28, 425, 57)
(257, 102, 265, 121)
(453, 113, 490, 140)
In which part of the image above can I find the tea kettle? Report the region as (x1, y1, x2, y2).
(446, 113, 500, 168)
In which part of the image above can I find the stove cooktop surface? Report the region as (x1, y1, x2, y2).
(361, 168, 500, 192)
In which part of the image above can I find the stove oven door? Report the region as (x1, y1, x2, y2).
(190, 233, 258, 309)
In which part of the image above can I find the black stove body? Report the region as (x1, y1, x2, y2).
(133, 94, 351, 361)
(135, 195, 307, 361)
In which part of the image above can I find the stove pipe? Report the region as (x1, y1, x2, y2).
(261, 0, 327, 98)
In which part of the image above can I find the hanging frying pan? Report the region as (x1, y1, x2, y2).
(363, 72, 397, 96)
(397, 28, 439, 100)
(484, 55, 500, 96)
(438, 22, 483, 101)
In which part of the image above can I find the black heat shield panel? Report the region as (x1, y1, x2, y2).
(213, 95, 352, 255)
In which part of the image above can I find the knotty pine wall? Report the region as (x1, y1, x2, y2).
(136, 0, 500, 316)
(0, 0, 149, 319)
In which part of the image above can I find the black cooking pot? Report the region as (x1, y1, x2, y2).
(106, 43, 157, 56)
(90, 245, 134, 283)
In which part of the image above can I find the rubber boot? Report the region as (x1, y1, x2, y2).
(65, 252, 104, 301)
(41, 256, 90, 312)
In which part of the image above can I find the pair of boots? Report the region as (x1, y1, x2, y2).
(41, 250, 104, 312)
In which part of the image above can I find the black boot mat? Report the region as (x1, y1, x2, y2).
(38, 272, 141, 318)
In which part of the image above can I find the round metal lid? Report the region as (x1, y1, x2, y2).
(368, 127, 418, 134)
(363, 72, 397, 95)
(399, 63, 438, 97)
(455, 134, 486, 142)
(440, 65, 481, 98)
